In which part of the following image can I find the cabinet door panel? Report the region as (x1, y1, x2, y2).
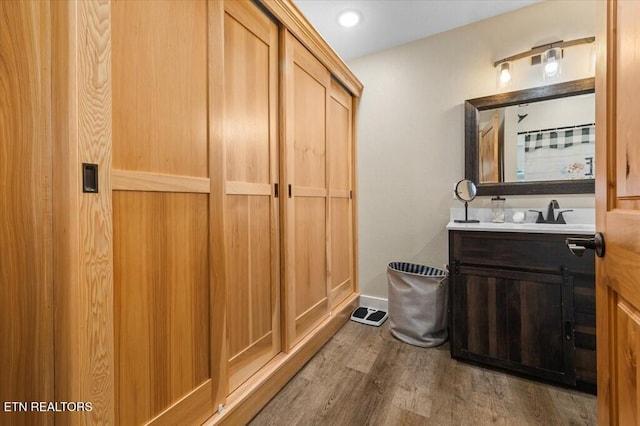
(294, 197, 328, 316)
(293, 65, 327, 189)
(283, 32, 331, 348)
(328, 81, 354, 309)
(111, 1, 214, 423)
(330, 198, 352, 306)
(517, 279, 563, 371)
(454, 267, 565, 378)
(113, 192, 211, 425)
(226, 195, 279, 392)
(328, 82, 352, 192)
(222, 0, 280, 393)
(224, 4, 271, 185)
(112, 0, 207, 178)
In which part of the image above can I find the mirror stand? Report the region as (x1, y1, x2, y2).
(454, 179, 480, 223)
(454, 201, 480, 223)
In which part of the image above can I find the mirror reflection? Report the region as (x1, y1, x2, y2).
(478, 93, 595, 184)
(465, 77, 595, 196)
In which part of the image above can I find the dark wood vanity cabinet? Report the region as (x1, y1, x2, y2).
(449, 230, 596, 392)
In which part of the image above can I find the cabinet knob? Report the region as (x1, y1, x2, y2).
(565, 232, 605, 258)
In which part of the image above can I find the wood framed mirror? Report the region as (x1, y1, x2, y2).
(465, 77, 595, 196)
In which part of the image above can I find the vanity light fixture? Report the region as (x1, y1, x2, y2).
(542, 47, 562, 79)
(496, 61, 512, 88)
(338, 10, 361, 28)
(493, 36, 594, 87)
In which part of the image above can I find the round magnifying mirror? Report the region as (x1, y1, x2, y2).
(454, 179, 477, 202)
(454, 179, 480, 223)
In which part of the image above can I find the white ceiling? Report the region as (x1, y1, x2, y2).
(293, 0, 541, 61)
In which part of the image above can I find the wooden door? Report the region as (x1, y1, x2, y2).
(111, 1, 214, 424)
(596, 0, 640, 423)
(479, 113, 500, 183)
(221, 0, 280, 393)
(283, 32, 331, 349)
(327, 81, 354, 309)
(0, 2, 53, 425)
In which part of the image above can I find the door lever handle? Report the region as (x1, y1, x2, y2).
(566, 232, 605, 258)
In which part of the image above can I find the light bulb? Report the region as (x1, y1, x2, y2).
(496, 61, 512, 88)
(544, 60, 559, 77)
(500, 68, 511, 83)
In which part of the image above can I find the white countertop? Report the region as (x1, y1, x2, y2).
(448, 207, 595, 234)
(446, 221, 595, 235)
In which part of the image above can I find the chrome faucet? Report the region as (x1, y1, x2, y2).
(529, 200, 573, 224)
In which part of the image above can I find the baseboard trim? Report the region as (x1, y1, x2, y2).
(358, 294, 388, 312)
(203, 293, 360, 425)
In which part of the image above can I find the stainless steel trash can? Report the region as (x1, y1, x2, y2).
(387, 262, 448, 347)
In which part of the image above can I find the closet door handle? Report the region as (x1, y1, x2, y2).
(288, 184, 292, 198)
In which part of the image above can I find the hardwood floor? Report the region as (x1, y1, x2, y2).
(250, 321, 596, 425)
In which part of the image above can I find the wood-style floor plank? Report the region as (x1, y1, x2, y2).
(250, 322, 596, 426)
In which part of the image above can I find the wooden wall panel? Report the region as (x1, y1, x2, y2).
(113, 191, 210, 425)
(0, 2, 53, 424)
(111, 0, 208, 177)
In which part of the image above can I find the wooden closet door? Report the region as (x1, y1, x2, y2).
(328, 81, 354, 309)
(222, 0, 280, 393)
(283, 32, 331, 349)
(111, 1, 214, 424)
(0, 2, 53, 425)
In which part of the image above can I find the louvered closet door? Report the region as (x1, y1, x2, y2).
(328, 80, 354, 309)
(222, 0, 280, 393)
(111, 1, 214, 424)
(283, 32, 331, 349)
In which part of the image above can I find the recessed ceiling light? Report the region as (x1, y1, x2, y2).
(338, 10, 360, 28)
